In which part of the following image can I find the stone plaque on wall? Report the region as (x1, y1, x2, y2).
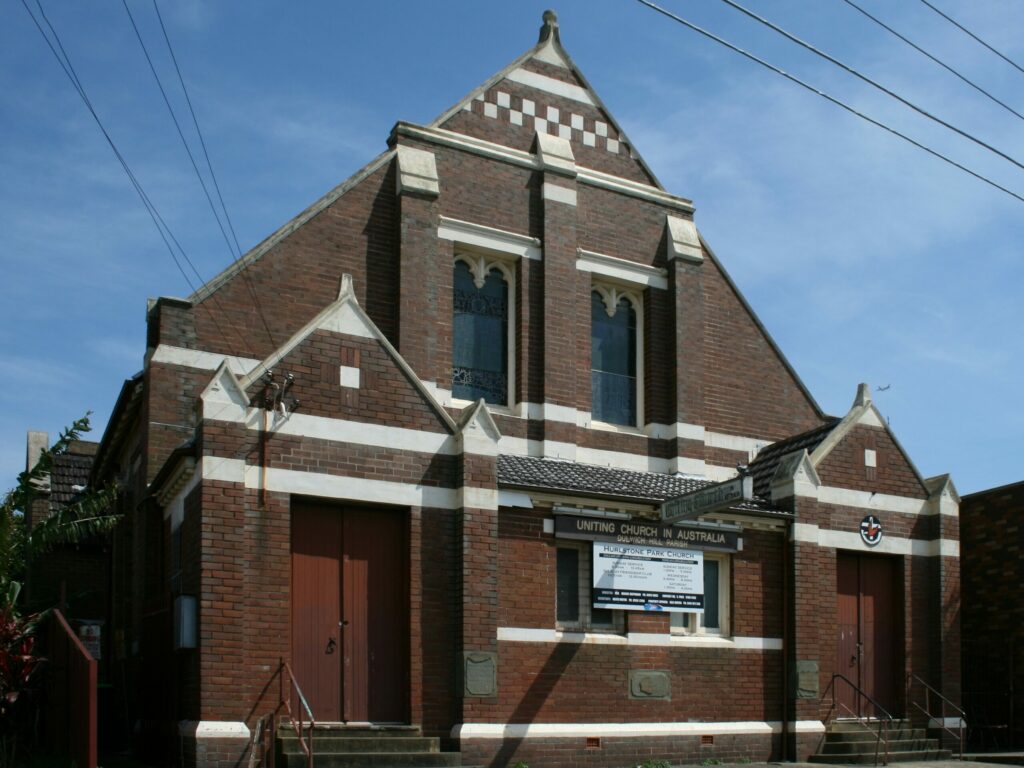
(796, 659, 819, 699)
(629, 669, 671, 700)
(462, 651, 497, 697)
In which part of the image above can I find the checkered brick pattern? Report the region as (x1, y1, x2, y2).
(466, 87, 625, 155)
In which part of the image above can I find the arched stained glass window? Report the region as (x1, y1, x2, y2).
(453, 259, 509, 405)
(591, 290, 636, 426)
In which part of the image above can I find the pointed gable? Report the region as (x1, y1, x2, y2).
(433, 11, 661, 187)
(239, 275, 456, 435)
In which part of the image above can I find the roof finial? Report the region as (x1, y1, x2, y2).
(853, 382, 872, 408)
(539, 9, 560, 44)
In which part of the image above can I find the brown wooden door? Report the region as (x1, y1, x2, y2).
(292, 503, 407, 723)
(836, 552, 901, 717)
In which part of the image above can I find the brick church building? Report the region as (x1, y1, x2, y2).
(92, 11, 962, 768)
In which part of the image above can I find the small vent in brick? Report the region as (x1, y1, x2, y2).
(701, 735, 714, 746)
(586, 737, 601, 749)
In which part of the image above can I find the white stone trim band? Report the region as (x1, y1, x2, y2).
(394, 124, 695, 213)
(453, 720, 825, 739)
(201, 457, 462, 509)
(497, 627, 782, 649)
(150, 344, 260, 375)
(205, 407, 458, 457)
(793, 523, 959, 557)
(815, 485, 954, 517)
(505, 67, 596, 106)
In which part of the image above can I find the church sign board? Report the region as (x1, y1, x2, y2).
(660, 474, 754, 524)
(592, 542, 704, 613)
(554, 515, 740, 553)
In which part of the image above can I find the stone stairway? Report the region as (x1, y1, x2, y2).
(809, 719, 953, 764)
(276, 723, 464, 768)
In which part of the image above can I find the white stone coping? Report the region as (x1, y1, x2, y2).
(576, 248, 668, 290)
(438, 216, 542, 261)
(453, 720, 825, 739)
(178, 720, 250, 739)
(496, 627, 782, 649)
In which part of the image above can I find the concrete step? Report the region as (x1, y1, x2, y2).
(825, 729, 928, 743)
(276, 722, 460, 768)
(820, 739, 941, 755)
(278, 736, 441, 755)
(809, 749, 953, 764)
(828, 719, 910, 733)
(277, 752, 461, 768)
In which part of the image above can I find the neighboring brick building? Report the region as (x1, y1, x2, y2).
(960, 481, 1024, 749)
(90, 12, 961, 768)
(23, 432, 110, 628)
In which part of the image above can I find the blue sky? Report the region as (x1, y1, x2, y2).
(2, 1, 1022, 496)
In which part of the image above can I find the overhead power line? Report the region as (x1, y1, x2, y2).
(711, 0, 1024, 176)
(918, 0, 1024, 78)
(122, 0, 277, 351)
(633, 0, 1024, 206)
(21, 0, 255, 360)
(841, 0, 1024, 125)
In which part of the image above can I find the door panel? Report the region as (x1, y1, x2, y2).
(291, 504, 343, 721)
(837, 553, 861, 714)
(835, 552, 901, 717)
(861, 556, 898, 715)
(342, 509, 407, 722)
(292, 504, 407, 723)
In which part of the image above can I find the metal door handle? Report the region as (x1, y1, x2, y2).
(326, 637, 337, 654)
(339, 620, 349, 627)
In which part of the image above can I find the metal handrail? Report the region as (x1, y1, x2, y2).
(823, 674, 895, 766)
(280, 659, 316, 768)
(907, 673, 966, 759)
(247, 715, 267, 768)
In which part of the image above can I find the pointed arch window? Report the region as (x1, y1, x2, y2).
(591, 286, 641, 426)
(453, 255, 512, 406)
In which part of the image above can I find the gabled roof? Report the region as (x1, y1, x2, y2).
(749, 383, 931, 498)
(430, 10, 664, 189)
(497, 455, 790, 518)
(748, 419, 838, 497)
(50, 441, 98, 508)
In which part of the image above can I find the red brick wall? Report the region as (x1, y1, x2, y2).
(816, 424, 928, 497)
(496, 510, 785, 724)
(961, 482, 1024, 743)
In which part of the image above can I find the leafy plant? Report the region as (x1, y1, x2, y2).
(0, 583, 45, 768)
(636, 760, 672, 768)
(0, 416, 120, 766)
(0, 415, 120, 595)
